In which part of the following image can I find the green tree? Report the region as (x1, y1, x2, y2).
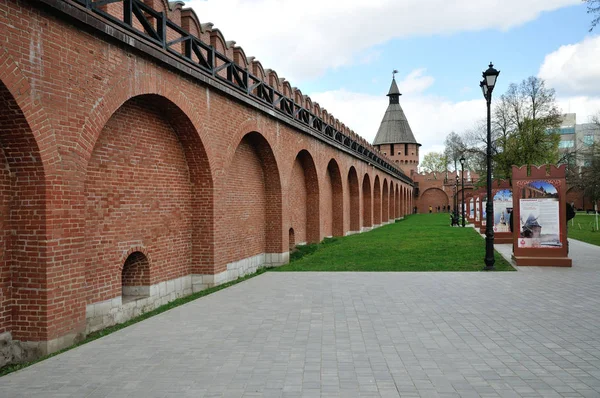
(570, 112, 600, 206)
(420, 152, 448, 179)
(571, 141, 600, 206)
(491, 76, 562, 181)
(584, 0, 600, 31)
(444, 132, 465, 171)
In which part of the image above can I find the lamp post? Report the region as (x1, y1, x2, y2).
(480, 62, 500, 271)
(455, 175, 459, 223)
(460, 155, 466, 227)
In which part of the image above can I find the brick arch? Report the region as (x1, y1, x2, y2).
(373, 175, 382, 225)
(326, 159, 344, 237)
(223, 131, 282, 263)
(118, 245, 153, 271)
(419, 187, 449, 214)
(347, 166, 360, 232)
(395, 183, 400, 217)
(362, 174, 372, 228)
(289, 150, 320, 245)
(382, 179, 389, 222)
(223, 119, 283, 176)
(84, 94, 214, 304)
(121, 251, 151, 300)
(390, 183, 395, 219)
(403, 186, 408, 216)
(0, 46, 57, 169)
(78, 71, 216, 180)
(0, 78, 48, 342)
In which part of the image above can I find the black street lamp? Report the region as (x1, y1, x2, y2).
(455, 175, 459, 222)
(480, 62, 500, 271)
(460, 155, 466, 227)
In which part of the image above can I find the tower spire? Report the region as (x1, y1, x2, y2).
(387, 72, 401, 105)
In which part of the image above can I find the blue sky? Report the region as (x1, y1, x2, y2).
(185, 0, 600, 160)
(299, 4, 591, 98)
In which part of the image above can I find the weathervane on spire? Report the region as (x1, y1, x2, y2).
(392, 69, 398, 79)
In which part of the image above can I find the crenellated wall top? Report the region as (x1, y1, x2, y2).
(62, 0, 411, 183)
(512, 164, 567, 180)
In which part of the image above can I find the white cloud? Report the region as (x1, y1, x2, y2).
(555, 96, 600, 123)
(310, 69, 483, 159)
(538, 35, 600, 97)
(397, 69, 435, 95)
(185, 0, 578, 83)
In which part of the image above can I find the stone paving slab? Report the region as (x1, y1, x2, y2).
(2, 244, 600, 397)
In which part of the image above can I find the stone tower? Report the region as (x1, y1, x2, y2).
(373, 76, 421, 176)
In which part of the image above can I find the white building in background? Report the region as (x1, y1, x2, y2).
(556, 113, 600, 167)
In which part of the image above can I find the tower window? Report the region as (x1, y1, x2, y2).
(390, 143, 395, 154)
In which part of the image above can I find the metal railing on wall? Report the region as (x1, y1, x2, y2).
(68, 0, 411, 183)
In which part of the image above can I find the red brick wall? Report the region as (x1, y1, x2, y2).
(223, 134, 267, 263)
(418, 188, 449, 214)
(348, 167, 360, 231)
(374, 176, 382, 225)
(390, 184, 395, 219)
(382, 180, 389, 221)
(0, 80, 47, 341)
(84, 97, 193, 303)
(322, 167, 333, 237)
(0, 144, 11, 335)
(327, 160, 344, 237)
(362, 175, 372, 227)
(289, 156, 308, 244)
(288, 151, 320, 244)
(0, 0, 413, 347)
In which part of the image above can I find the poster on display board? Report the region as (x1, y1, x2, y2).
(481, 199, 487, 226)
(518, 180, 561, 248)
(475, 197, 480, 222)
(493, 189, 512, 233)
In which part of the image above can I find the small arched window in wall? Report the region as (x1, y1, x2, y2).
(122, 251, 150, 303)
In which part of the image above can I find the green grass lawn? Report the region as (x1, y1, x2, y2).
(275, 213, 514, 272)
(569, 213, 600, 247)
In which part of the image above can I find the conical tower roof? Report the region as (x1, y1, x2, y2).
(373, 77, 419, 146)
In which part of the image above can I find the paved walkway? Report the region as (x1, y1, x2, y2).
(2, 241, 600, 398)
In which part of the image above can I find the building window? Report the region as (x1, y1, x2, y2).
(583, 135, 594, 146)
(559, 140, 574, 148)
(397, 151, 402, 155)
(383, 152, 387, 156)
(390, 143, 394, 154)
(561, 127, 575, 134)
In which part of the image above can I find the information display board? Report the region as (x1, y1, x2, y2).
(517, 181, 561, 248)
(469, 198, 474, 220)
(511, 165, 571, 267)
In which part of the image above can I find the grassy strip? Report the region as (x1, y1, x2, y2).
(274, 214, 515, 272)
(569, 213, 600, 247)
(0, 268, 268, 377)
